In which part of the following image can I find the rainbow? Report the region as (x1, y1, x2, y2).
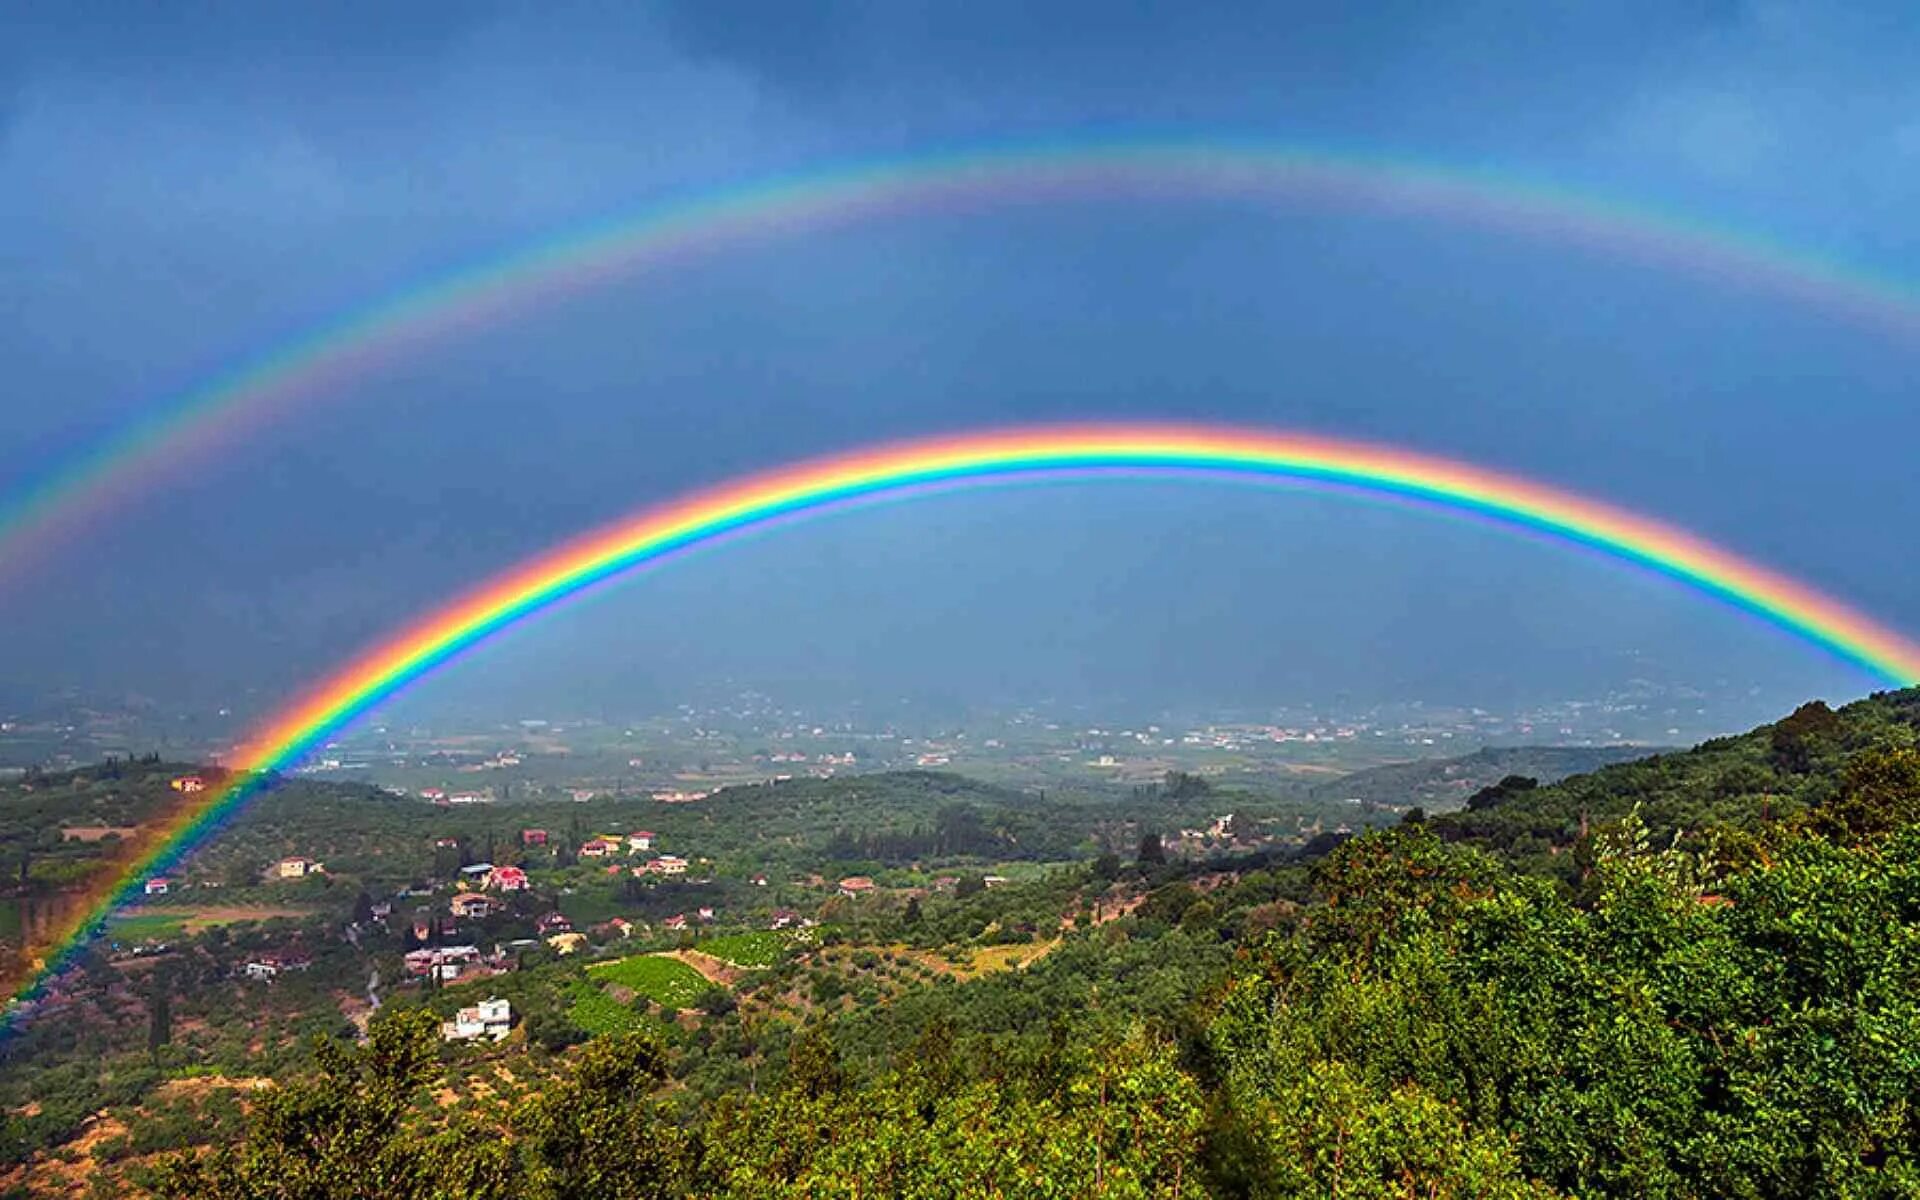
(9, 422, 1920, 1017)
(4, 136, 1920, 584)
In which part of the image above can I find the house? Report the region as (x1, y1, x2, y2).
(489, 865, 529, 892)
(459, 863, 495, 883)
(644, 854, 688, 876)
(370, 900, 393, 921)
(769, 908, 801, 930)
(442, 997, 513, 1042)
(277, 857, 322, 879)
(169, 775, 206, 794)
(592, 916, 638, 940)
(242, 952, 312, 981)
(696, 906, 716, 922)
(450, 893, 494, 919)
(982, 875, 1008, 889)
(421, 788, 447, 801)
(578, 837, 621, 859)
(434, 837, 461, 850)
(663, 913, 689, 932)
(838, 876, 876, 898)
(143, 877, 171, 896)
(520, 829, 548, 847)
(546, 931, 587, 955)
(628, 831, 656, 853)
(750, 874, 769, 887)
(535, 911, 573, 936)
(404, 945, 481, 981)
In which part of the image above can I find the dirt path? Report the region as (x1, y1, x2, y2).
(663, 949, 744, 986)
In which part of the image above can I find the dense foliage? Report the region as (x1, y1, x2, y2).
(17, 690, 1920, 1195)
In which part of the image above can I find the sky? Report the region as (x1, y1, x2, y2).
(3, 2, 1919, 731)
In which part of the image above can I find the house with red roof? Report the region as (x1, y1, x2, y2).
(489, 865, 529, 891)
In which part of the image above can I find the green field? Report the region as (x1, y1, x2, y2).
(587, 953, 710, 1009)
(105, 913, 187, 942)
(566, 982, 648, 1035)
(695, 931, 787, 969)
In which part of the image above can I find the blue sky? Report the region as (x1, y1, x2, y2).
(3, 2, 1918, 725)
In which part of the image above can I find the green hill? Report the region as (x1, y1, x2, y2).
(31, 692, 1920, 1198)
(1310, 744, 1659, 810)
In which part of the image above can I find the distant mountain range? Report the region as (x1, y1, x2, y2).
(1311, 744, 1662, 811)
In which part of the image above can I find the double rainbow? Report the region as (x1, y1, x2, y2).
(9, 423, 1919, 1017)
(4, 137, 1920, 584)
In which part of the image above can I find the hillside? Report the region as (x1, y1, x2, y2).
(1431, 689, 1920, 862)
(11, 692, 1920, 1197)
(1309, 744, 1658, 810)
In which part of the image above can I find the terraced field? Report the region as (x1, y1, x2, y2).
(695, 931, 787, 969)
(587, 953, 710, 1008)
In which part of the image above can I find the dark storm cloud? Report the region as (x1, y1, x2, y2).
(3, 1, 1919, 724)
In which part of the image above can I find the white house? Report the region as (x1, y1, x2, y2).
(628, 831, 656, 853)
(442, 997, 513, 1042)
(143, 877, 171, 896)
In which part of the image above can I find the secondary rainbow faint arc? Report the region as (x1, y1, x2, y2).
(10, 422, 1920, 1017)
(5, 137, 1920, 583)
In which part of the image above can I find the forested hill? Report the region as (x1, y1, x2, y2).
(38, 690, 1920, 1197)
(1311, 744, 1656, 810)
(1430, 688, 1920, 865)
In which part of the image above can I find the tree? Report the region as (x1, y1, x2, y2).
(1465, 774, 1538, 812)
(1092, 851, 1121, 881)
(1137, 831, 1166, 866)
(147, 972, 172, 1060)
(784, 1028, 846, 1100)
(518, 1031, 691, 1200)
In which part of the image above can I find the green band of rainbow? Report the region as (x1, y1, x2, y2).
(4, 137, 1919, 583)
(8, 423, 1917, 1020)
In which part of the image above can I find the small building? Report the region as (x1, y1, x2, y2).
(546, 931, 587, 955)
(242, 952, 312, 981)
(837, 876, 876, 898)
(769, 908, 801, 930)
(404, 945, 480, 981)
(750, 874, 769, 887)
(628, 831, 656, 853)
(277, 857, 322, 879)
(450, 893, 494, 919)
(593, 916, 637, 940)
(370, 900, 393, 921)
(434, 837, 461, 850)
(644, 854, 688, 876)
(169, 776, 206, 794)
(663, 913, 689, 932)
(696, 906, 716, 922)
(143, 877, 171, 896)
(489, 865, 529, 892)
(578, 837, 621, 859)
(982, 875, 1008, 889)
(443, 997, 513, 1042)
(535, 911, 573, 936)
(520, 829, 548, 847)
(460, 863, 495, 883)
